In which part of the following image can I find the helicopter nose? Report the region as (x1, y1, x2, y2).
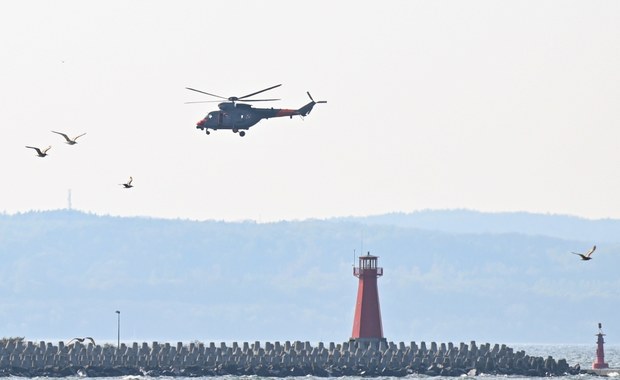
(196, 119, 205, 128)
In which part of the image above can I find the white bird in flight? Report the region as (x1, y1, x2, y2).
(120, 176, 133, 189)
(67, 337, 96, 346)
(52, 131, 86, 145)
(26, 145, 51, 157)
(572, 245, 596, 261)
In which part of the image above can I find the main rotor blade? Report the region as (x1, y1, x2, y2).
(241, 98, 281, 102)
(184, 100, 224, 104)
(185, 87, 228, 100)
(238, 84, 282, 100)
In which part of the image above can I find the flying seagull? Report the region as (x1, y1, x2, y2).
(572, 245, 596, 261)
(26, 145, 51, 157)
(52, 131, 86, 145)
(120, 176, 133, 188)
(67, 337, 96, 346)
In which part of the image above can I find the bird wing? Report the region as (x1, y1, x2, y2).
(128, 176, 133, 185)
(67, 338, 78, 345)
(73, 133, 87, 140)
(26, 146, 43, 155)
(85, 337, 96, 345)
(585, 245, 596, 258)
(43, 146, 52, 153)
(52, 131, 71, 142)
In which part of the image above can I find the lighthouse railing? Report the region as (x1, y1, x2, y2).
(353, 267, 383, 277)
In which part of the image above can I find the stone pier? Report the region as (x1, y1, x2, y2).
(0, 339, 580, 377)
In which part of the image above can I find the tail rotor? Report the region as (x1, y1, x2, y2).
(298, 92, 326, 117)
(307, 92, 327, 104)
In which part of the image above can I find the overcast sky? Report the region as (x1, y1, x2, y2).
(1, 1, 618, 222)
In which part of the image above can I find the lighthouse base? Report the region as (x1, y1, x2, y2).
(585, 368, 619, 377)
(593, 362, 609, 369)
(349, 337, 387, 349)
(349, 337, 387, 344)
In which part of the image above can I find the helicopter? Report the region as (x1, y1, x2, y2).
(185, 84, 326, 136)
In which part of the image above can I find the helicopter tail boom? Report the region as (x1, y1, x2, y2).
(290, 92, 327, 117)
(274, 102, 321, 118)
(296, 102, 316, 117)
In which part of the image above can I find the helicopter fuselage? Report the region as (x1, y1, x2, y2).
(195, 99, 321, 136)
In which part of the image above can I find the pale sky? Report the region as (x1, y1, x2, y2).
(1, 1, 619, 221)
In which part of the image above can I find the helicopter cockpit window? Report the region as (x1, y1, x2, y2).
(207, 114, 213, 119)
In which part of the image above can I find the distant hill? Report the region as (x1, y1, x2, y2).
(0, 209, 618, 345)
(336, 209, 620, 243)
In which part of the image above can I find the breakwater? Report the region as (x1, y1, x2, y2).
(0, 339, 581, 377)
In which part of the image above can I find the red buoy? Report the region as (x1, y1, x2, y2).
(351, 252, 384, 341)
(593, 322, 609, 369)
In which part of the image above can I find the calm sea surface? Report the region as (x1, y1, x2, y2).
(1, 345, 618, 380)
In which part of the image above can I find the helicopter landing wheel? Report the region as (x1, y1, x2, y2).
(232, 129, 238, 133)
(239, 131, 246, 137)
(206, 130, 210, 135)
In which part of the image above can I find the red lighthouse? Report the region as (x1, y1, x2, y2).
(593, 322, 609, 369)
(351, 252, 384, 341)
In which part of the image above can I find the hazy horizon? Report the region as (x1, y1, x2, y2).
(2, 206, 618, 224)
(1, 210, 618, 344)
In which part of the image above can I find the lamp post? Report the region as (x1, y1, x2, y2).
(115, 310, 120, 349)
